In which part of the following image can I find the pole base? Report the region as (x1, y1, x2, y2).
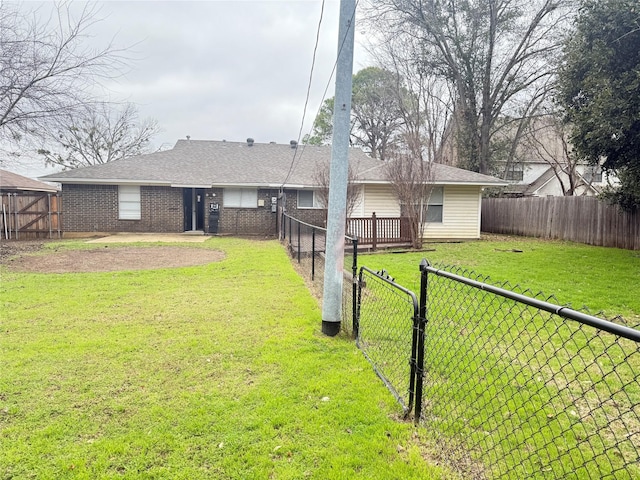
(322, 321, 341, 337)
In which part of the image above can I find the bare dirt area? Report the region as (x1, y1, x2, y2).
(0, 241, 224, 273)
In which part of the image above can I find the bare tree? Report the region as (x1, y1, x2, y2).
(368, 36, 444, 248)
(373, 34, 453, 162)
(385, 152, 434, 249)
(312, 159, 361, 219)
(37, 103, 160, 169)
(0, 2, 126, 153)
(519, 113, 593, 195)
(368, 0, 573, 174)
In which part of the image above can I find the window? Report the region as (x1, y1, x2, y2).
(118, 185, 141, 220)
(400, 186, 444, 223)
(224, 188, 257, 208)
(424, 186, 443, 223)
(297, 190, 322, 209)
(505, 164, 524, 181)
(584, 166, 602, 183)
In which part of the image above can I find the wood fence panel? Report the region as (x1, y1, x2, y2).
(482, 196, 640, 250)
(0, 193, 63, 240)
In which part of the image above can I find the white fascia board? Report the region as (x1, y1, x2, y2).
(42, 178, 171, 186)
(8, 186, 59, 193)
(211, 183, 274, 188)
(212, 183, 319, 189)
(359, 180, 509, 187)
(171, 184, 212, 188)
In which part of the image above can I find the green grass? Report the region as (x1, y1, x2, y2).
(0, 238, 451, 479)
(359, 236, 640, 319)
(355, 236, 640, 478)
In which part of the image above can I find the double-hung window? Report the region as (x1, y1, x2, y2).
(424, 186, 443, 223)
(118, 185, 141, 220)
(400, 186, 444, 223)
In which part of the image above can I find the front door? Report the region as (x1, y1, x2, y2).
(183, 188, 205, 231)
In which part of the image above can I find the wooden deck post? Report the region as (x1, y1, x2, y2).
(372, 212, 377, 251)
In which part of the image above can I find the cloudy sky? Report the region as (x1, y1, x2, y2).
(10, 0, 373, 179)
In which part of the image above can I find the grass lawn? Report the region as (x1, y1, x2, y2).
(355, 235, 640, 478)
(0, 238, 451, 479)
(358, 235, 640, 320)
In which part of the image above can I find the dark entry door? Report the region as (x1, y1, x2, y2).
(183, 188, 205, 231)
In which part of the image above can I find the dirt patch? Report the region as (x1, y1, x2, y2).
(1, 242, 224, 273)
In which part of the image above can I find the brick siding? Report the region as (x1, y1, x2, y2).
(62, 184, 326, 236)
(282, 189, 327, 227)
(62, 184, 183, 233)
(215, 188, 279, 236)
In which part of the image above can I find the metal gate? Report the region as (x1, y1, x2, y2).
(356, 266, 423, 418)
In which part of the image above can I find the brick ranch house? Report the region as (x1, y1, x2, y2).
(40, 139, 506, 239)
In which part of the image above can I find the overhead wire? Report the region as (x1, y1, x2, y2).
(280, 0, 326, 188)
(280, 0, 359, 189)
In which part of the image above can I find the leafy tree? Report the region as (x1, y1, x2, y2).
(369, 0, 572, 174)
(305, 67, 404, 159)
(0, 3, 126, 154)
(38, 103, 159, 169)
(350, 66, 404, 159)
(304, 98, 334, 146)
(557, 0, 640, 210)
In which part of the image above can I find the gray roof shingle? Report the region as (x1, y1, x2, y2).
(1, 169, 59, 192)
(40, 139, 506, 187)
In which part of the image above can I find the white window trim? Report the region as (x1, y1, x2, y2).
(425, 186, 444, 223)
(118, 185, 141, 220)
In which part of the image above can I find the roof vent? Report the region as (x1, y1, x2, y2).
(290, 140, 298, 149)
(247, 138, 254, 147)
(186, 135, 191, 140)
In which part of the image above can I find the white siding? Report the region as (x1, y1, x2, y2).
(350, 185, 365, 217)
(361, 184, 400, 217)
(358, 183, 483, 240)
(422, 185, 482, 239)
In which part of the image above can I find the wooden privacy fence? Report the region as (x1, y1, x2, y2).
(347, 213, 411, 250)
(1, 192, 62, 240)
(482, 196, 640, 250)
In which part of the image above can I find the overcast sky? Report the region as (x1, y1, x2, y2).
(10, 0, 373, 179)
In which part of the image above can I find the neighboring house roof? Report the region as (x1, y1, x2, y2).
(503, 167, 600, 196)
(39, 139, 506, 188)
(0, 169, 59, 193)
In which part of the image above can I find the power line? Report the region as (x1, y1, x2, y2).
(281, 0, 326, 188)
(281, 0, 359, 189)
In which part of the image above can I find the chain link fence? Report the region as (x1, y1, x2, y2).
(356, 267, 420, 415)
(279, 213, 358, 335)
(356, 260, 640, 479)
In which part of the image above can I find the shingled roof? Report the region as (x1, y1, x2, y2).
(1, 169, 59, 193)
(40, 139, 506, 187)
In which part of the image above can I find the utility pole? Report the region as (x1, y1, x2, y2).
(321, 0, 356, 337)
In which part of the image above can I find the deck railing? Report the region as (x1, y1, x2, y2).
(347, 213, 411, 250)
